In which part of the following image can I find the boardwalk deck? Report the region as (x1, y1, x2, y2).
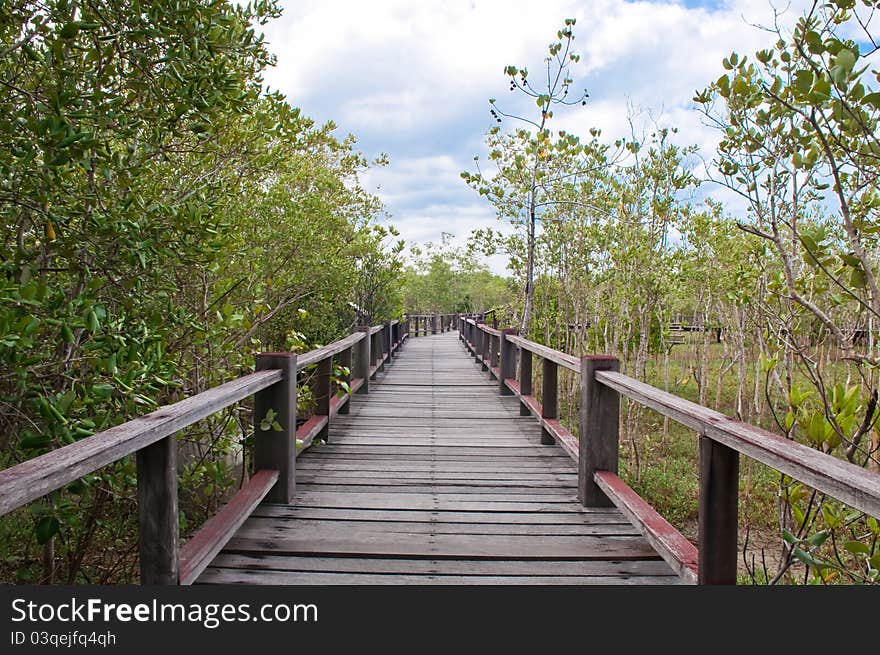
(196, 333, 680, 584)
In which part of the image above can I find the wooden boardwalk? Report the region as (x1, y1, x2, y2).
(197, 333, 680, 584)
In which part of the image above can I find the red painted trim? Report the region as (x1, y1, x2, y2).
(296, 414, 328, 451)
(178, 468, 279, 585)
(594, 471, 699, 584)
(350, 377, 364, 394)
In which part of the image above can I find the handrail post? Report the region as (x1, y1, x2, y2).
(519, 347, 532, 416)
(356, 327, 370, 393)
(479, 327, 488, 372)
(540, 358, 558, 444)
(474, 322, 483, 363)
(312, 355, 332, 442)
(698, 435, 739, 584)
(499, 329, 517, 395)
(578, 355, 619, 507)
(338, 345, 353, 415)
(254, 352, 297, 503)
(369, 329, 380, 380)
(489, 333, 499, 374)
(384, 320, 393, 362)
(137, 434, 179, 584)
(432, 315, 437, 335)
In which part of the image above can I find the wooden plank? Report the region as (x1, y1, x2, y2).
(235, 518, 641, 537)
(594, 471, 698, 584)
(205, 553, 676, 576)
(197, 569, 676, 585)
(296, 331, 364, 370)
(0, 369, 282, 517)
(224, 533, 661, 560)
(179, 469, 279, 585)
(596, 370, 880, 519)
(508, 335, 580, 372)
(252, 506, 625, 522)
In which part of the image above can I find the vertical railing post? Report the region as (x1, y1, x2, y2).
(356, 327, 370, 394)
(384, 320, 393, 362)
(254, 352, 297, 503)
(479, 327, 488, 372)
(698, 436, 739, 584)
(137, 435, 179, 584)
(338, 345, 352, 415)
(312, 355, 332, 443)
(499, 329, 517, 395)
(540, 358, 558, 445)
(578, 355, 619, 507)
(489, 333, 499, 374)
(369, 329, 380, 380)
(519, 347, 532, 416)
(432, 315, 438, 335)
(474, 323, 483, 363)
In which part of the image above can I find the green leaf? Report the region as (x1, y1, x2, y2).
(862, 92, 880, 109)
(806, 530, 830, 548)
(20, 433, 51, 449)
(35, 516, 60, 544)
(850, 266, 867, 289)
(58, 23, 79, 39)
(843, 540, 870, 556)
(91, 383, 114, 398)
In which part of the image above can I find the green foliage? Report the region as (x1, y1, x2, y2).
(402, 233, 513, 314)
(0, 0, 401, 583)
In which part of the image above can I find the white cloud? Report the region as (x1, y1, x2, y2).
(257, 0, 830, 275)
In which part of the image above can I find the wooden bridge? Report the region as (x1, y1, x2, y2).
(2, 314, 879, 585)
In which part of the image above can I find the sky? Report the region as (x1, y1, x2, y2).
(254, 0, 818, 274)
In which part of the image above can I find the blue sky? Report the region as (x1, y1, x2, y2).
(256, 0, 815, 274)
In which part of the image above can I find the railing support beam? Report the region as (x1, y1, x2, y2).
(578, 355, 619, 507)
(254, 352, 297, 503)
(698, 435, 739, 585)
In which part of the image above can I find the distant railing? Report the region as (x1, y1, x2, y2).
(459, 316, 880, 585)
(406, 312, 488, 336)
(0, 319, 410, 585)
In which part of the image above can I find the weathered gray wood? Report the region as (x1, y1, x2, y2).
(356, 326, 370, 394)
(237, 517, 639, 537)
(541, 358, 558, 445)
(254, 353, 297, 503)
(338, 346, 353, 415)
(699, 435, 739, 584)
(508, 334, 581, 372)
(311, 355, 332, 444)
(0, 369, 282, 517)
(596, 370, 880, 520)
(137, 435, 178, 584)
(296, 331, 364, 370)
(251, 506, 624, 522)
(205, 553, 677, 576)
(196, 333, 676, 585)
(579, 356, 620, 507)
(519, 347, 533, 416)
(225, 532, 659, 559)
(499, 329, 517, 396)
(198, 569, 677, 585)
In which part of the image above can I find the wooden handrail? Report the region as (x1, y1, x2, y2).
(297, 331, 365, 369)
(507, 334, 580, 372)
(0, 369, 282, 516)
(0, 320, 407, 584)
(459, 314, 880, 584)
(595, 370, 880, 519)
